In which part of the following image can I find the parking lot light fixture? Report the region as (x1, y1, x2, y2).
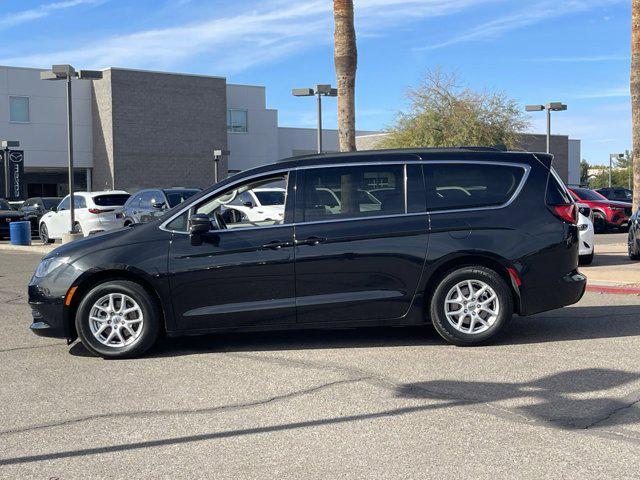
(1, 140, 20, 198)
(525, 102, 567, 154)
(41, 65, 103, 234)
(213, 149, 230, 183)
(292, 84, 338, 154)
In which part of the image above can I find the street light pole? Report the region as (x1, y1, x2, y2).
(213, 149, 230, 183)
(41, 65, 103, 236)
(316, 90, 323, 154)
(609, 153, 624, 188)
(293, 85, 337, 154)
(525, 102, 567, 154)
(65, 72, 76, 231)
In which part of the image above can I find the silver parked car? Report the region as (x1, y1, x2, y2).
(122, 188, 201, 225)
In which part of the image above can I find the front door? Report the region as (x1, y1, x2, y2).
(293, 161, 429, 325)
(49, 195, 71, 238)
(168, 171, 296, 332)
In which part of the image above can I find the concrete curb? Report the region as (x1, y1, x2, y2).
(586, 284, 640, 295)
(0, 243, 56, 255)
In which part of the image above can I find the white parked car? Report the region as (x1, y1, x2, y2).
(577, 202, 595, 265)
(223, 187, 285, 223)
(39, 191, 130, 243)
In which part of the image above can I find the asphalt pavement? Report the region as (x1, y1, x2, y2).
(1, 250, 640, 479)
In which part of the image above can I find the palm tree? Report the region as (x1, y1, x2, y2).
(633, 0, 640, 209)
(333, 0, 357, 151)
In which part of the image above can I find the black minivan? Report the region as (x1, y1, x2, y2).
(28, 148, 586, 358)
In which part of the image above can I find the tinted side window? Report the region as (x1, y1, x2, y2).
(74, 195, 87, 209)
(58, 197, 70, 211)
(302, 165, 404, 222)
(546, 170, 573, 205)
(407, 164, 426, 213)
(425, 163, 525, 211)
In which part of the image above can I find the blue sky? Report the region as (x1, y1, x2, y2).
(0, 0, 631, 165)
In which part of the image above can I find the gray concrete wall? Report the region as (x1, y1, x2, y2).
(517, 133, 570, 182)
(0, 66, 93, 170)
(93, 68, 228, 193)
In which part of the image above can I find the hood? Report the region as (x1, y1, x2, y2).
(44, 222, 165, 261)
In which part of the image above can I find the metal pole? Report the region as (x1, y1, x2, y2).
(214, 158, 219, 183)
(546, 108, 551, 154)
(317, 91, 323, 154)
(609, 155, 612, 188)
(66, 74, 75, 234)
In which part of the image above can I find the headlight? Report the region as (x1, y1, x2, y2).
(34, 257, 69, 278)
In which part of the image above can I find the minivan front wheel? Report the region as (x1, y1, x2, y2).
(75, 280, 160, 359)
(430, 266, 513, 346)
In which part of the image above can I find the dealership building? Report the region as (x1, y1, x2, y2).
(0, 65, 579, 199)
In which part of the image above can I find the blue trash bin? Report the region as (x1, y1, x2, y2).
(10, 221, 31, 246)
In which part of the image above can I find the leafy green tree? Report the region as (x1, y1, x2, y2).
(580, 159, 590, 185)
(378, 69, 529, 149)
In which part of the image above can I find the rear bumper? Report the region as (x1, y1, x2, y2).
(519, 269, 587, 316)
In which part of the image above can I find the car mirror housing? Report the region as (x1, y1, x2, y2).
(189, 214, 212, 236)
(242, 201, 253, 208)
(152, 201, 166, 210)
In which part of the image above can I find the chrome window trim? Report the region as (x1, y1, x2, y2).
(159, 160, 531, 234)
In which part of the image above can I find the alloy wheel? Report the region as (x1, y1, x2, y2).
(444, 280, 500, 334)
(89, 293, 144, 348)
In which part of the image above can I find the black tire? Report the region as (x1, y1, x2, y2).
(39, 223, 54, 244)
(429, 266, 513, 346)
(579, 252, 594, 265)
(593, 212, 607, 233)
(74, 222, 84, 236)
(75, 280, 161, 359)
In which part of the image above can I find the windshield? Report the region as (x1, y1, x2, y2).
(165, 190, 200, 208)
(93, 194, 130, 206)
(0, 200, 11, 210)
(254, 191, 285, 206)
(571, 188, 607, 201)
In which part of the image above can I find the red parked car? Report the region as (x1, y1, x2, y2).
(568, 187, 632, 232)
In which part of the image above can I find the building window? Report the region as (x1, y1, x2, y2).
(9, 96, 29, 123)
(227, 109, 248, 133)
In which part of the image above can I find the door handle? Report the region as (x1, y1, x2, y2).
(261, 240, 290, 250)
(295, 236, 327, 246)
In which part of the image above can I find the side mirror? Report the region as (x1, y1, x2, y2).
(242, 201, 253, 208)
(152, 201, 166, 210)
(189, 214, 212, 235)
(50, 206, 58, 212)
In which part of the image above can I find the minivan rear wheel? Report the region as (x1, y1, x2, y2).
(430, 266, 513, 346)
(75, 280, 160, 359)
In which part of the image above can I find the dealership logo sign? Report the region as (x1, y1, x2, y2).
(9, 151, 23, 163)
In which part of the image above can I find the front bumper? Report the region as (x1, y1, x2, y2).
(519, 269, 587, 316)
(28, 284, 68, 338)
(578, 222, 595, 256)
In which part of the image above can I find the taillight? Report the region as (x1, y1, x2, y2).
(552, 204, 577, 224)
(88, 208, 101, 214)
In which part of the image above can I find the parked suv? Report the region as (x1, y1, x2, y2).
(596, 187, 633, 203)
(19, 197, 62, 235)
(123, 188, 200, 225)
(28, 148, 586, 358)
(568, 187, 632, 232)
(39, 191, 130, 242)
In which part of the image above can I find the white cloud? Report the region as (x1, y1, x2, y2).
(572, 86, 630, 99)
(0, 0, 104, 31)
(416, 0, 625, 50)
(0, 0, 506, 73)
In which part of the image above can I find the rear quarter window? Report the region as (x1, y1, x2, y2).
(93, 194, 131, 206)
(424, 163, 525, 211)
(546, 170, 573, 205)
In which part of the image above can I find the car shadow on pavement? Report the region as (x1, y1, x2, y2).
(68, 303, 640, 358)
(396, 367, 640, 430)
(498, 304, 640, 345)
(588, 252, 635, 267)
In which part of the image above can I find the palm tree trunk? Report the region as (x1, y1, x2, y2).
(333, 0, 357, 152)
(632, 0, 640, 210)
